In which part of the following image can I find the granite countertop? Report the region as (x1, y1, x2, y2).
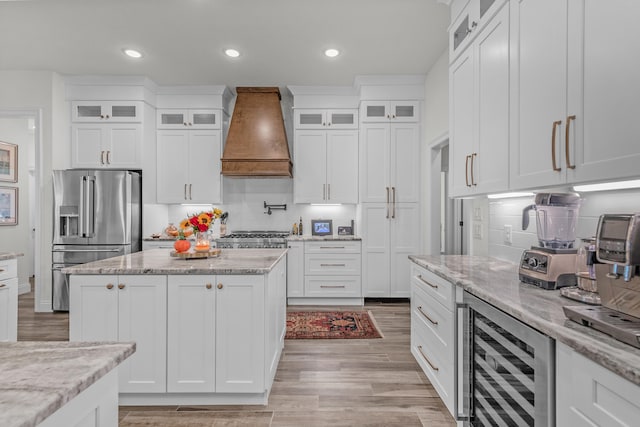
(287, 235, 361, 241)
(409, 255, 640, 387)
(0, 341, 135, 427)
(62, 248, 287, 275)
(0, 252, 24, 261)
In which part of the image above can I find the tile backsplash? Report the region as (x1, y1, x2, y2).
(488, 188, 640, 263)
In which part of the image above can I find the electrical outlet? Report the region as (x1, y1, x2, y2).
(503, 225, 512, 244)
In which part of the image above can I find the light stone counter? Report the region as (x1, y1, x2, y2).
(63, 248, 287, 275)
(0, 251, 24, 261)
(286, 235, 361, 241)
(0, 341, 135, 427)
(409, 254, 640, 386)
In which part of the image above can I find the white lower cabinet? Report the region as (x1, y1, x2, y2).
(410, 262, 456, 416)
(167, 276, 216, 393)
(0, 258, 18, 342)
(286, 241, 304, 298)
(287, 240, 362, 305)
(69, 275, 167, 393)
(556, 341, 640, 426)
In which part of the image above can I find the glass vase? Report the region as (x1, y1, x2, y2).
(194, 231, 211, 252)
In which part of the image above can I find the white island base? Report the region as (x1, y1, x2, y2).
(67, 249, 287, 406)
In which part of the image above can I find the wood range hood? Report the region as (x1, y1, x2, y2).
(221, 87, 292, 177)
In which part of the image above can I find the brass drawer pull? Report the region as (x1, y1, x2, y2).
(417, 274, 438, 289)
(320, 285, 346, 289)
(206, 283, 212, 289)
(320, 263, 346, 267)
(418, 306, 438, 325)
(319, 246, 345, 249)
(0, 284, 6, 289)
(106, 284, 114, 290)
(418, 345, 439, 371)
(565, 115, 576, 169)
(118, 284, 125, 290)
(217, 283, 223, 289)
(0, 268, 4, 273)
(551, 120, 562, 172)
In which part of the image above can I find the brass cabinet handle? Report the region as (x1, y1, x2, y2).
(470, 153, 477, 186)
(184, 184, 188, 200)
(100, 151, 105, 165)
(386, 187, 390, 219)
(118, 284, 125, 290)
(106, 151, 111, 165)
(106, 283, 114, 289)
(189, 184, 192, 200)
(100, 114, 105, 119)
(391, 187, 396, 218)
(565, 115, 576, 169)
(320, 263, 346, 267)
(320, 285, 346, 289)
(0, 268, 5, 273)
(105, 114, 110, 119)
(323, 184, 326, 200)
(206, 283, 212, 289)
(0, 284, 6, 289)
(465, 155, 470, 187)
(418, 345, 439, 371)
(328, 183, 331, 200)
(319, 246, 345, 249)
(217, 283, 223, 289)
(551, 120, 562, 172)
(418, 306, 439, 325)
(417, 274, 438, 289)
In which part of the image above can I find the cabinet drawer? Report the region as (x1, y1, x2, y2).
(411, 283, 454, 349)
(411, 317, 454, 404)
(142, 241, 177, 250)
(411, 264, 455, 311)
(0, 259, 17, 281)
(305, 254, 361, 275)
(304, 276, 361, 297)
(305, 240, 361, 254)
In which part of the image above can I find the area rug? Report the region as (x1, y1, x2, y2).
(285, 311, 383, 339)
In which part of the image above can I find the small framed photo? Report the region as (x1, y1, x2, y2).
(0, 186, 18, 225)
(0, 141, 18, 182)
(311, 219, 332, 236)
(338, 226, 353, 236)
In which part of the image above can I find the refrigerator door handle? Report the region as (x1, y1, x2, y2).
(86, 176, 96, 238)
(79, 176, 87, 237)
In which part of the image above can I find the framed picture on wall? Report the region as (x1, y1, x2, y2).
(0, 141, 18, 182)
(0, 186, 18, 225)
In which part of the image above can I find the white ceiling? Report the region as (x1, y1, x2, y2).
(0, 0, 450, 88)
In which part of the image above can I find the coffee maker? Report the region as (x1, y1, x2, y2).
(564, 214, 640, 348)
(518, 193, 581, 289)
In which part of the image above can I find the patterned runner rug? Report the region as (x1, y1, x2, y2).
(285, 310, 383, 339)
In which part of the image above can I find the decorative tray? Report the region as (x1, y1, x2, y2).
(170, 248, 222, 259)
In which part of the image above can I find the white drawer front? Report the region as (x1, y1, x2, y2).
(142, 241, 176, 250)
(305, 254, 361, 275)
(411, 264, 455, 311)
(304, 276, 361, 297)
(411, 283, 454, 348)
(305, 241, 361, 254)
(0, 259, 17, 281)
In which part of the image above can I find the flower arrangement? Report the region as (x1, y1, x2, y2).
(179, 208, 223, 234)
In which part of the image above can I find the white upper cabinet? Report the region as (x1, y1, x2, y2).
(294, 109, 358, 129)
(449, 0, 505, 62)
(72, 101, 142, 122)
(157, 109, 221, 129)
(360, 101, 419, 123)
(510, 0, 640, 190)
(450, 2, 509, 197)
(71, 123, 142, 169)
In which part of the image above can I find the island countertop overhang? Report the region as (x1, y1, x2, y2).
(62, 248, 287, 275)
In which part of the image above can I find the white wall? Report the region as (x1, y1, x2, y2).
(0, 70, 67, 311)
(421, 49, 449, 254)
(487, 188, 640, 264)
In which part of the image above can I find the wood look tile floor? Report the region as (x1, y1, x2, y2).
(18, 289, 456, 426)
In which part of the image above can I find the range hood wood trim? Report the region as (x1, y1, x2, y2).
(222, 87, 292, 177)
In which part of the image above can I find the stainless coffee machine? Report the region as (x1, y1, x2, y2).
(564, 214, 640, 348)
(519, 193, 581, 289)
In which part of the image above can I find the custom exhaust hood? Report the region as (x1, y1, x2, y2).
(221, 87, 292, 177)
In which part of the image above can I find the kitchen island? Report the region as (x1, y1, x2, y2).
(0, 341, 134, 427)
(1, 251, 23, 342)
(64, 248, 287, 406)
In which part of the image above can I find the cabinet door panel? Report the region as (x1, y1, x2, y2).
(71, 125, 104, 168)
(391, 124, 420, 203)
(510, 0, 568, 188)
(569, 0, 640, 183)
(188, 130, 222, 203)
(216, 275, 265, 393)
(326, 130, 358, 203)
(294, 130, 327, 203)
(106, 125, 142, 168)
(157, 131, 190, 203)
(361, 204, 391, 297)
(286, 242, 304, 297)
(167, 276, 215, 393)
(359, 125, 390, 203)
(117, 276, 167, 393)
(390, 204, 420, 297)
(0, 278, 17, 342)
(69, 275, 118, 342)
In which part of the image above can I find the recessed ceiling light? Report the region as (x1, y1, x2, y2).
(324, 48, 340, 58)
(225, 49, 240, 58)
(123, 49, 143, 59)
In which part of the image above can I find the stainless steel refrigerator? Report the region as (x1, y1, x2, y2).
(52, 170, 141, 311)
